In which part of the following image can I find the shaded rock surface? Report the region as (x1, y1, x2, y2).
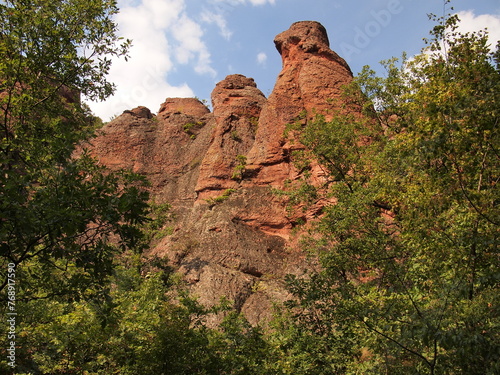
(245, 21, 353, 186)
(90, 21, 359, 325)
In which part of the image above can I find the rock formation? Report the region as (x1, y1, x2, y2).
(195, 74, 266, 200)
(90, 21, 357, 324)
(245, 21, 353, 186)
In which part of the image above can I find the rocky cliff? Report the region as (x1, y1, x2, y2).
(90, 21, 357, 324)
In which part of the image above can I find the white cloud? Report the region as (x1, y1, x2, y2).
(88, 0, 216, 120)
(248, 0, 275, 5)
(257, 52, 267, 65)
(210, 0, 275, 6)
(420, 10, 500, 63)
(87, 0, 278, 120)
(456, 10, 500, 50)
(200, 0, 276, 40)
(173, 14, 217, 76)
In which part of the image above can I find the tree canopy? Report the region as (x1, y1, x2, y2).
(0, 0, 147, 300)
(279, 10, 499, 375)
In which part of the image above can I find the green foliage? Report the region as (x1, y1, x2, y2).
(208, 311, 273, 375)
(230, 130, 242, 142)
(206, 188, 236, 207)
(267, 306, 363, 374)
(7, 253, 212, 374)
(183, 121, 204, 139)
(280, 10, 500, 375)
(249, 116, 259, 129)
(0, 0, 147, 303)
(3, 250, 280, 374)
(231, 154, 247, 181)
(272, 179, 318, 215)
(0, 1, 152, 371)
(143, 200, 173, 241)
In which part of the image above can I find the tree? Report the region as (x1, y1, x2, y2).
(0, 0, 150, 302)
(8, 250, 278, 374)
(282, 9, 499, 375)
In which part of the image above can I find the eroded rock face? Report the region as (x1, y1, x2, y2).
(245, 21, 353, 186)
(90, 21, 358, 325)
(195, 74, 266, 200)
(91, 99, 213, 204)
(158, 97, 211, 118)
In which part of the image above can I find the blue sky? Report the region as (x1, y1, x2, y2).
(89, 0, 500, 120)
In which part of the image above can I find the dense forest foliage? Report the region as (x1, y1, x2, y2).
(277, 10, 500, 374)
(1, 0, 498, 373)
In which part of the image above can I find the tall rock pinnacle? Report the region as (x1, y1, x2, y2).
(245, 21, 353, 185)
(195, 74, 266, 200)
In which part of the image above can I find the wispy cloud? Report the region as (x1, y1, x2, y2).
(422, 10, 500, 61)
(200, 10, 233, 40)
(210, 0, 275, 5)
(248, 0, 275, 5)
(173, 14, 217, 76)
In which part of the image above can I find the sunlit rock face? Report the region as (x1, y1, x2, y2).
(90, 21, 362, 325)
(245, 20, 353, 185)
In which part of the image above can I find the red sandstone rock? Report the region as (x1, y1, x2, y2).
(124, 105, 153, 119)
(246, 21, 353, 186)
(158, 97, 210, 118)
(195, 74, 266, 199)
(89, 21, 362, 325)
(90, 99, 213, 203)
